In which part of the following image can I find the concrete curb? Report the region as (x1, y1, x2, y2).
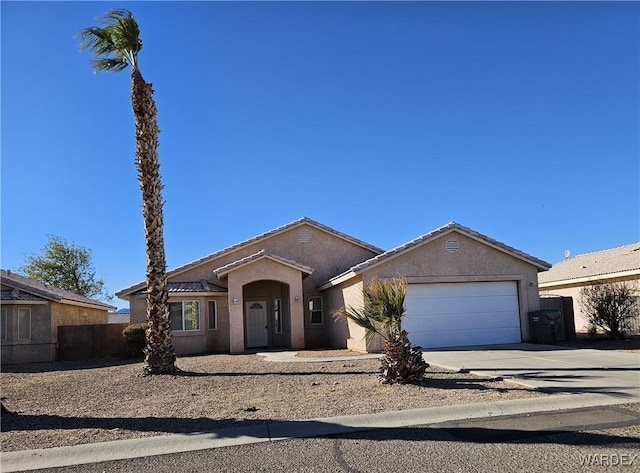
(2, 393, 636, 472)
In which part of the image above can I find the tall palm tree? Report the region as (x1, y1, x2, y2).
(334, 278, 428, 384)
(79, 9, 177, 375)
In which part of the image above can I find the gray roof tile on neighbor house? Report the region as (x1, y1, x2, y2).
(0, 269, 116, 310)
(538, 242, 640, 285)
(116, 217, 383, 297)
(0, 289, 48, 302)
(319, 222, 551, 289)
(131, 280, 227, 296)
(108, 312, 131, 324)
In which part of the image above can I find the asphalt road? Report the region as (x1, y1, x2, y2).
(32, 404, 640, 473)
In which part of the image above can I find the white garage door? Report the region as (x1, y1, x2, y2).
(404, 281, 521, 349)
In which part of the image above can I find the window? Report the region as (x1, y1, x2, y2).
(309, 297, 323, 325)
(1, 308, 7, 341)
(273, 299, 282, 334)
(208, 300, 217, 330)
(170, 301, 200, 331)
(18, 308, 31, 340)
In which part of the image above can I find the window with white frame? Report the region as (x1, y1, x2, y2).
(18, 308, 31, 340)
(170, 301, 200, 331)
(273, 299, 282, 334)
(207, 300, 217, 330)
(1, 308, 8, 341)
(309, 297, 323, 325)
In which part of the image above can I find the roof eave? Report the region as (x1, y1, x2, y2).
(117, 217, 376, 296)
(317, 270, 358, 290)
(539, 268, 640, 289)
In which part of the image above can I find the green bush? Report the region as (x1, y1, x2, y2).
(123, 323, 147, 358)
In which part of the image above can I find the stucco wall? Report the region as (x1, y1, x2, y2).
(225, 256, 305, 353)
(1, 303, 54, 363)
(130, 294, 228, 355)
(124, 222, 380, 354)
(540, 278, 640, 333)
(325, 230, 545, 351)
(50, 302, 108, 341)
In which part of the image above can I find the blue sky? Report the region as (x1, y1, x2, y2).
(2, 1, 638, 308)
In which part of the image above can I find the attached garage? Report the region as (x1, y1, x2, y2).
(404, 281, 521, 349)
(321, 222, 551, 352)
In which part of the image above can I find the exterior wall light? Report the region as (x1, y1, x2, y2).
(233, 298, 238, 304)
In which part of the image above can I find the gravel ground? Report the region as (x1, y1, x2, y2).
(0, 352, 547, 452)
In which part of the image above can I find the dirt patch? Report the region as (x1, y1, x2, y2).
(0, 353, 546, 452)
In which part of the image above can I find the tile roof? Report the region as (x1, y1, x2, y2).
(214, 250, 314, 278)
(117, 217, 382, 297)
(0, 289, 48, 302)
(538, 242, 640, 285)
(319, 222, 551, 289)
(0, 269, 116, 310)
(132, 280, 227, 296)
(108, 312, 131, 324)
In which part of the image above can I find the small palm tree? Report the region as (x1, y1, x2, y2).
(79, 9, 177, 375)
(334, 278, 428, 384)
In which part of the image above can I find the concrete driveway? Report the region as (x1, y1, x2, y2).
(424, 343, 640, 400)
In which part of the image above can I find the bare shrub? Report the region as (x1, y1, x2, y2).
(580, 282, 638, 338)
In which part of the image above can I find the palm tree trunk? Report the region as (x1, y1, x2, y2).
(131, 68, 177, 375)
(380, 331, 428, 384)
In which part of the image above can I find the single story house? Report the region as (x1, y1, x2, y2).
(116, 218, 550, 354)
(539, 243, 640, 333)
(1, 269, 116, 363)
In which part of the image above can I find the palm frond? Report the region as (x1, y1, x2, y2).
(333, 306, 386, 341)
(333, 278, 408, 342)
(91, 58, 129, 73)
(78, 9, 142, 73)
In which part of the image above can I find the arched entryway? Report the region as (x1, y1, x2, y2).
(243, 280, 291, 349)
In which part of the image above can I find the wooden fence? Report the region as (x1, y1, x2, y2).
(57, 323, 131, 361)
(539, 296, 576, 341)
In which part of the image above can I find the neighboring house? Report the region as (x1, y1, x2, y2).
(539, 243, 640, 333)
(108, 308, 131, 324)
(116, 217, 550, 354)
(1, 269, 116, 363)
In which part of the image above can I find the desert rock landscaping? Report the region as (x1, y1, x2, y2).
(0, 352, 547, 452)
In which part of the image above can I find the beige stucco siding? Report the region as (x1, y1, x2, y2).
(124, 222, 380, 355)
(171, 223, 378, 294)
(225, 256, 305, 353)
(1, 302, 108, 363)
(50, 302, 108, 341)
(540, 277, 640, 333)
(1, 303, 53, 363)
(327, 231, 544, 351)
(129, 294, 229, 354)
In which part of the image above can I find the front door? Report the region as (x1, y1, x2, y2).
(246, 301, 268, 348)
